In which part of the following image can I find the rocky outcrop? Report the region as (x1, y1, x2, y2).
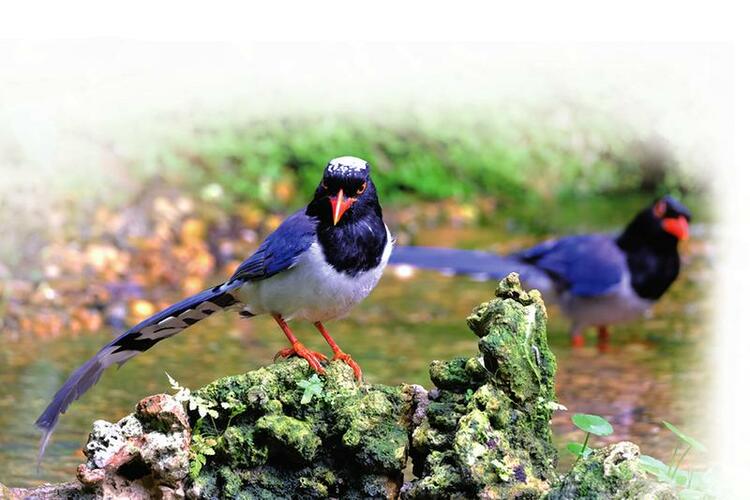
(402, 273, 558, 499)
(5, 274, 675, 499)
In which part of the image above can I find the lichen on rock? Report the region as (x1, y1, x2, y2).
(403, 273, 558, 499)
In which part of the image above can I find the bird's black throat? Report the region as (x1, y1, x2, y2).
(314, 212, 388, 275)
(305, 189, 388, 276)
(616, 213, 681, 301)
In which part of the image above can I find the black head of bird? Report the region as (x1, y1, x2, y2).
(651, 195, 691, 242)
(618, 195, 692, 250)
(307, 156, 382, 227)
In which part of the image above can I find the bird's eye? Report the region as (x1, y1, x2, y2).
(356, 182, 367, 195)
(652, 200, 666, 218)
(321, 181, 328, 190)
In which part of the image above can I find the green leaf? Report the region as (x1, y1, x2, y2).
(571, 413, 613, 436)
(639, 455, 670, 479)
(566, 442, 593, 457)
(663, 421, 707, 453)
(298, 374, 324, 405)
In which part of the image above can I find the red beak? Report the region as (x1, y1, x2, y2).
(662, 215, 689, 240)
(329, 189, 354, 225)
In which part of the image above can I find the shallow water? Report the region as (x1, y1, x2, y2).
(0, 220, 712, 487)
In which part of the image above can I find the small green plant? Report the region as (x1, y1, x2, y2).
(166, 372, 218, 419)
(189, 433, 217, 478)
(564, 413, 713, 498)
(166, 372, 238, 478)
(639, 421, 713, 499)
(567, 413, 613, 467)
(297, 374, 324, 405)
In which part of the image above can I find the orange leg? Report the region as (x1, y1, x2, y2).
(272, 314, 327, 374)
(597, 325, 611, 353)
(314, 321, 362, 381)
(570, 327, 585, 348)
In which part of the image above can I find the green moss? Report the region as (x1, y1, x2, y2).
(429, 357, 488, 391)
(220, 425, 267, 468)
(403, 274, 559, 498)
(183, 358, 408, 497)
(426, 401, 463, 431)
(297, 466, 337, 498)
(255, 414, 321, 462)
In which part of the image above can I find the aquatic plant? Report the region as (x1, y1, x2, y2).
(639, 421, 714, 499)
(566, 413, 614, 466)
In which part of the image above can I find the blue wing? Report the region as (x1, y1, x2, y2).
(229, 209, 317, 283)
(513, 234, 626, 297)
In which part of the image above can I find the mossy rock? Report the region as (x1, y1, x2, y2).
(547, 442, 678, 499)
(402, 274, 559, 499)
(186, 358, 409, 498)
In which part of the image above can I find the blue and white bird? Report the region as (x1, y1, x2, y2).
(390, 196, 691, 347)
(36, 156, 392, 459)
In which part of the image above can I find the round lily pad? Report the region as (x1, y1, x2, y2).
(571, 413, 613, 436)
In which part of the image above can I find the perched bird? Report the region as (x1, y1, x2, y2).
(36, 156, 392, 459)
(390, 196, 690, 347)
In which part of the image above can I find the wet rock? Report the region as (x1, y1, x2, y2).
(548, 441, 678, 499)
(68, 393, 190, 498)
(4, 481, 95, 500)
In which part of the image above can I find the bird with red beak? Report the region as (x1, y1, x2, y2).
(35, 156, 393, 462)
(390, 195, 692, 350)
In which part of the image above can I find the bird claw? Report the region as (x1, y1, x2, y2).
(332, 350, 362, 382)
(274, 342, 327, 374)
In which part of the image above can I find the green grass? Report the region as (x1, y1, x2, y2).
(151, 114, 705, 220)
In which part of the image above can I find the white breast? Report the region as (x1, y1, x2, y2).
(238, 228, 393, 323)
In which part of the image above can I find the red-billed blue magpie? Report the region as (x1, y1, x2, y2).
(390, 196, 690, 347)
(35, 156, 392, 460)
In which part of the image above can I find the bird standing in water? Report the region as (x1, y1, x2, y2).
(390, 196, 690, 348)
(36, 156, 392, 459)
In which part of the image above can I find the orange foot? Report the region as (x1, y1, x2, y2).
(571, 335, 585, 348)
(596, 325, 611, 353)
(274, 341, 328, 374)
(331, 350, 362, 381)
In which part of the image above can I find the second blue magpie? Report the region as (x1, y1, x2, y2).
(390, 196, 691, 348)
(35, 156, 393, 460)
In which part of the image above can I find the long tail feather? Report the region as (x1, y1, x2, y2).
(34, 283, 241, 462)
(389, 246, 524, 280)
(389, 245, 556, 295)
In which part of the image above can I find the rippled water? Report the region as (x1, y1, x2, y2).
(0, 223, 712, 487)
